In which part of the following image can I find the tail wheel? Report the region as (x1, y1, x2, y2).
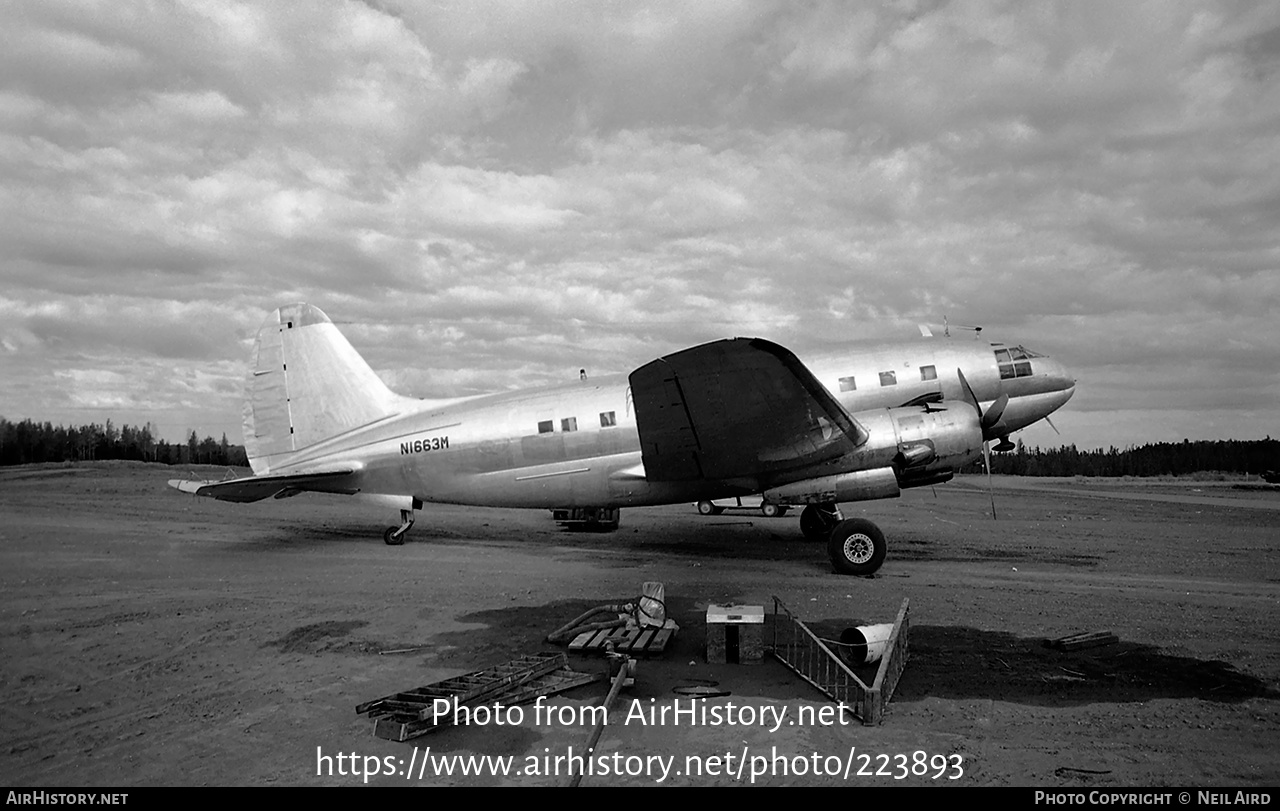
(827, 518, 886, 576)
(383, 527, 405, 546)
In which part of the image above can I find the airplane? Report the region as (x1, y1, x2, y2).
(170, 303, 1075, 576)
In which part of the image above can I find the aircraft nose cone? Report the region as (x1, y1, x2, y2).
(1038, 357, 1076, 396)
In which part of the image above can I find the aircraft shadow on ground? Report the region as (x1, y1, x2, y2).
(305, 600, 1274, 758)
(423, 604, 1275, 711)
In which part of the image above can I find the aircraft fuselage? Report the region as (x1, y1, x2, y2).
(276, 337, 1074, 511)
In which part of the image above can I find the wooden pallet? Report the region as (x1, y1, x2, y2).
(357, 653, 602, 742)
(568, 620, 677, 657)
(1045, 631, 1119, 652)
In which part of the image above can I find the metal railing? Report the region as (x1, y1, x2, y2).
(769, 596, 910, 725)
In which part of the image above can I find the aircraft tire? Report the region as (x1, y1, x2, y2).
(383, 526, 405, 546)
(800, 503, 842, 541)
(827, 518, 886, 576)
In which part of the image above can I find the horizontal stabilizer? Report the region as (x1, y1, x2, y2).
(167, 468, 358, 503)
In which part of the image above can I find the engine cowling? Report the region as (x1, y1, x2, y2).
(761, 401, 984, 504)
(855, 402, 984, 487)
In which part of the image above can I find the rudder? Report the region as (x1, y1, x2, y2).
(242, 303, 403, 474)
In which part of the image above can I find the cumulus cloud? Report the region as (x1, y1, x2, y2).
(1, 0, 1277, 448)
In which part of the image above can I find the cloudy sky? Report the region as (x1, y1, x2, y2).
(2, 0, 1278, 452)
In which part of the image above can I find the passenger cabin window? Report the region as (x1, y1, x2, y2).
(599, 411, 616, 427)
(920, 365, 937, 381)
(561, 417, 578, 432)
(838, 376, 856, 392)
(879, 371, 897, 387)
(537, 420, 554, 434)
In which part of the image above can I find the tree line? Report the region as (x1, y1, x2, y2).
(962, 437, 1279, 478)
(3, 415, 1275, 478)
(0, 417, 249, 468)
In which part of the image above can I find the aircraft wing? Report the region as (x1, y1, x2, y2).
(629, 338, 868, 482)
(168, 468, 359, 503)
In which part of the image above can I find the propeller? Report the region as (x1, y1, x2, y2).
(982, 439, 997, 520)
(1044, 415, 1061, 435)
(956, 369, 1002, 520)
(956, 370, 1010, 441)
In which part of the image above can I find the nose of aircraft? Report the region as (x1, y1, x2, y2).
(1036, 355, 1076, 403)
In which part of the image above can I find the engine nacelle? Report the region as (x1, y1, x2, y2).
(764, 466, 900, 505)
(760, 401, 983, 504)
(852, 402, 984, 487)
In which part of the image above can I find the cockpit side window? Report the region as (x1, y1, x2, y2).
(995, 348, 1016, 380)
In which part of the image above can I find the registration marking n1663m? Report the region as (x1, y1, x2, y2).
(401, 436, 450, 455)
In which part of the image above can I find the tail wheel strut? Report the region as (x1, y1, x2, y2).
(384, 508, 415, 545)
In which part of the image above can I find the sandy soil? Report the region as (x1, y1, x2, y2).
(1, 463, 1276, 787)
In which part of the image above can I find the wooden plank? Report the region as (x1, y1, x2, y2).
(1048, 631, 1118, 652)
(648, 626, 675, 652)
(568, 628, 608, 652)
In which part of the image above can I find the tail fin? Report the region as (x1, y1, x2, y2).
(242, 303, 403, 474)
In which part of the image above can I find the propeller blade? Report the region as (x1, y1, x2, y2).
(982, 393, 1009, 431)
(956, 368, 980, 416)
(957, 370, 1010, 441)
(1044, 415, 1061, 436)
(983, 440, 998, 520)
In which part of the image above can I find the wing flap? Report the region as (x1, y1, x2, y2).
(167, 468, 359, 503)
(629, 338, 866, 483)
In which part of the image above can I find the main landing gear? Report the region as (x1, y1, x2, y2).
(800, 503, 888, 577)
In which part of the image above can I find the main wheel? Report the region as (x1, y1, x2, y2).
(800, 503, 842, 540)
(383, 526, 405, 546)
(697, 501, 723, 516)
(760, 502, 782, 518)
(827, 518, 886, 576)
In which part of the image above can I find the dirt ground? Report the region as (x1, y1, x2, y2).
(1, 462, 1276, 787)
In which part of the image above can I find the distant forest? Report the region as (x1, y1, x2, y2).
(1, 416, 1276, 478)
(0, 417, 248, 468)
(961, 437, 1279, 478)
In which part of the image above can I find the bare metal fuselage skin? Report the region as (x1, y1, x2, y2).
(271, 339, 1075, 510)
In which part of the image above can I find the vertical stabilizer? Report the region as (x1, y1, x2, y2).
(242, 303, 402, 474)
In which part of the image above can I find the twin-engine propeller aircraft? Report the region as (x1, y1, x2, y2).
(170, 303, 1075, 576)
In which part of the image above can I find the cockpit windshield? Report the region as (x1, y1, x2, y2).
(994, 345, 1044, 379)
